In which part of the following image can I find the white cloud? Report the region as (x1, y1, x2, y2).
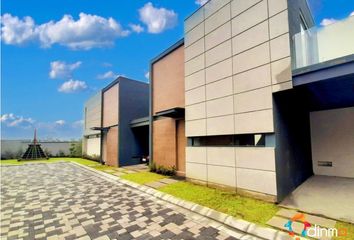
(320, 18, 338, 26)
(58, 79, 87, 93)
(139, 2, 178, 34)
(97, 70, 119, 80)
(1, 13, 130, 50)
(320, 11, 354, 26)
(55, 120, 65, 125)
(129, 23, 144, 33)
(0, 113, 15, 122)
(0, 14, 36, 45)
(145, 71, 150, 80)
(1, 113, 35, 128)
(49, 61, 81, 79)
(195, 0, 208, 6)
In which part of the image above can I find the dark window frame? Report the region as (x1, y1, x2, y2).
(188, 134, 266, 147)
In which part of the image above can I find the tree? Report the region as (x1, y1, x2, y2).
(69, 140, 82, 157)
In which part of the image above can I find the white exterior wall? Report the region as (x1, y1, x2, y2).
(184, 0, 292, 138)
(83, 91, 102, 157)
(84, 91, 102, 136)
(186, 146, 277, 195)
(310, 107, 354, 178)
(184, 0, 291, 197)
(86, 137, 101, 156)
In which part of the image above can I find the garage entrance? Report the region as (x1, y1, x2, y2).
(276, 61, 354, 221)
(310, 107, 354, 178)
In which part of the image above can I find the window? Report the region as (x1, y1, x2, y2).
(188, 134, 266, 147)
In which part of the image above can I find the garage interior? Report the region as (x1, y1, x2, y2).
(274, 63, 354, 222)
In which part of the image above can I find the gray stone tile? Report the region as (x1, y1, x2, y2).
(0, 162, 250, 239)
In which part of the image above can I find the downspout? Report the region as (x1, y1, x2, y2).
(99, 90, 104, 165)
(149, 62, 153, 166)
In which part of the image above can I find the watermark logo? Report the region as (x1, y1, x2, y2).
(284, 213, 310, 238)
(284, 213, 348, 239)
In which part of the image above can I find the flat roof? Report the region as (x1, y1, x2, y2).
(102, 76, 148, 92)
(150, 38, 184, 65)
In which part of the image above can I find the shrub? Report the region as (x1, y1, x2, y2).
(44, 148, 52, 157)
(149, 162, 157, 172)
(149, 162, 176, 176)
(15, 148, 24, 158)
(1, 150, 15, 159)
(69, 141, 82, 157)
(57, 150, 66, 157)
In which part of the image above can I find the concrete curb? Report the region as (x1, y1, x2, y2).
(70, 162, 292, 240)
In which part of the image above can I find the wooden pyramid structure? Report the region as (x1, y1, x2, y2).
(20, 129, 48, 160)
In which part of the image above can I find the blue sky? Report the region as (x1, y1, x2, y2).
(1, 0, 353, 140)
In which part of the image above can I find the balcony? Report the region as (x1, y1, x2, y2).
(293, 15, 354, 71)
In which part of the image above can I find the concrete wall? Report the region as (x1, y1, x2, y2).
(184, 0, 292, 138)
(184, 0, 294, 198)
(83, 91, 102, 136)
(83, 91, 102, 157)
(310, 107, 354, 178)
(1, 140, 73, 158)
(84, 137, 100, 156)
(186, 146, 277, 198)
(273, 90, 313, 202)
(152, 44, 186, 174)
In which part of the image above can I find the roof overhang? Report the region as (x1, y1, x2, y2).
(154, 107, 185, 119)
(292, 55, 354, 87)
(130, 117, 149, 128)
(90, 126, 114, 132)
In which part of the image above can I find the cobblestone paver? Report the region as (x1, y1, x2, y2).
(0, 163, 246, 240)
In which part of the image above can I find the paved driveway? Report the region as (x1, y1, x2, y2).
(1, 163, 246, 240)
(280, 175, 354, 223)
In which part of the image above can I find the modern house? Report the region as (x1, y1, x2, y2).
(150, 39, 186, 176)
(81, 0, 354, 206)
(83, 76, 149, 167)
(182, 0, 354, 202)
(100, 77, 149, 167)
(82, 91, 102, 159)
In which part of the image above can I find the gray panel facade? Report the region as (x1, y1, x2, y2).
(118, 78, 149, 166)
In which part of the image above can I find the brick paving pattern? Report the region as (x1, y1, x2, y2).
(1, 163, 244, 240)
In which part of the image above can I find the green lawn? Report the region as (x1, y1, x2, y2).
(159, 181, 278, 225)
(120, 171, 166, 184)
(0, 158, 100, 166)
